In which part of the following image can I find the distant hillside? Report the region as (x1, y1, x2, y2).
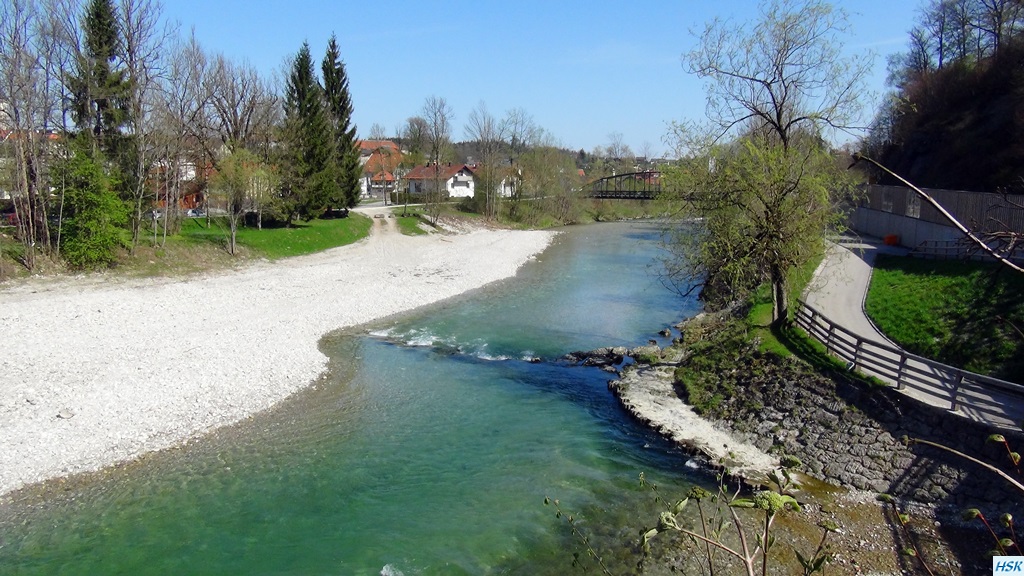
(873, 41, 1024, 193)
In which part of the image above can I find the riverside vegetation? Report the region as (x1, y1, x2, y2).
(1, 198, 657, 282)
(552, 248, 1024, 573)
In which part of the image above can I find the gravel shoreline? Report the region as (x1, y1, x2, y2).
(0, 216, 555, 498)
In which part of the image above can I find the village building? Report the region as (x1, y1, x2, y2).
(403, 163, 477, 198)
(358, 140, 402, 199)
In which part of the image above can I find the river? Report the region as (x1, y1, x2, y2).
(0, 221, 708, 575)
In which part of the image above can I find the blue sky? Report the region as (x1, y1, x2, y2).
(162, 0, 921, 156)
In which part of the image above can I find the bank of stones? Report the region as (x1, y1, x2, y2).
(606, 315, 1024, 519)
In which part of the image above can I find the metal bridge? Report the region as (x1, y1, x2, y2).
(583, 171, 662, 200)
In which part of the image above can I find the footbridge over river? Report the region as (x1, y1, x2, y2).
(582, 171, 662, 200)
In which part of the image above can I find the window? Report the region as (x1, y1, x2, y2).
(881, 189, 893, 213)
(906, 193, 920, 218)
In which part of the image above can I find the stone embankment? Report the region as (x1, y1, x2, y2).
(565, 344, 781, 482)
(602, 314, 1024, 518)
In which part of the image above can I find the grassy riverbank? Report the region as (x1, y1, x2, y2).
(1, 214, 374, 282)
(179, 214, 373, 259)
(866, 254, 1024, 382)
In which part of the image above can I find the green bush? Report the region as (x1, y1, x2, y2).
(58, 140, 129, 269)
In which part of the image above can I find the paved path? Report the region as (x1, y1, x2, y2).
(804, 234, 1024, 430)
(803, 235, 907, 349)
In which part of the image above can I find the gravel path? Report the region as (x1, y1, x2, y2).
(0, 216, 555, 498)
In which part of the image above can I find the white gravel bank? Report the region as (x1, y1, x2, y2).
(0, 216, 555, 498)
(610, 364, 779, 482)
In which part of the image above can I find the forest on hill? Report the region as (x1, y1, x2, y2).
(863, 0, 1024, 193)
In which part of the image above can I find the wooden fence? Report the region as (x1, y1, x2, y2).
(794, 300, 1024, 430)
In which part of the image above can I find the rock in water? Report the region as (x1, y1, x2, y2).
(562, 347, 625, 367)
(380, 565, 404, 576)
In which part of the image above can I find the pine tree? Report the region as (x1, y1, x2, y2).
(58, 136, 129, 268)
(281, 42, 336, 222)
(321, 34, 361, 208)
(69, 0, 130, 153)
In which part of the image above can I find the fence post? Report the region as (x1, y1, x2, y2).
(950, 371, 964, 412)
(896, 353, 907, 390)
(852, 337, 863, 370)
(826, 323, 835, 356)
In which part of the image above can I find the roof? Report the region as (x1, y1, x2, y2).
(363, 147, 403, 173)
(358, 140, 400, 154)
(404, 163, 477, 181)
(0, 129, 61, 142)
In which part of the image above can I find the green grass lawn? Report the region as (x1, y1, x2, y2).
(180, 214, 372, 259)
(865, 255, 1024, 382)
(396, 216, 428, 235)
(748, 250, 825, 357)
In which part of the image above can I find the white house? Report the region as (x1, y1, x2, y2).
(404, 163, 477, 198)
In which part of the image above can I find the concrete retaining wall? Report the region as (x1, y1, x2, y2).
(851, 207, 960, 247)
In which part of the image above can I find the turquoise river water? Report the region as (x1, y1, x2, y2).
(0, 221, 709, 575)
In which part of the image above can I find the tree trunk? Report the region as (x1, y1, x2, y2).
(770, 263, 789, 327)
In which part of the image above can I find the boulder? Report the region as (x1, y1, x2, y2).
(562, 347, 625, 367)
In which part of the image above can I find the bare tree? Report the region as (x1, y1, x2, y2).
(605, 131, 632, 160)
(501, 106, 536, 158)
(400, 115, 428, 165)
(206, 54, 276, 153)
(154, 30, 209, 242)
(639, 140, 655, 164)
(907, 26, 936, 77)
(686, 0, 872, 150)
(420, 95, 452, 225)
(946, 0, 978, 61)
(367, 122, 396, 204)
(464, 100, 506, 219)
(498, 107, 537, 216)
(119, 0, 174, 248)
(921, 0, 951, 69)
(605, 131, 634, 174)
(974, 0, 1023, 54)
(37, 0, 83, 260)
(0, 0, 51, 270)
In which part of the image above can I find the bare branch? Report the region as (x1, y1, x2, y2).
(852, 154, 1024, 274)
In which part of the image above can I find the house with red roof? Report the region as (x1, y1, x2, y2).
(358, 140, 403, 198)
(404, 163, 477, 198)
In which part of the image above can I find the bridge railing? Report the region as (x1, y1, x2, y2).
(584, 171, 661, 200)
(794, 299, 1024, 429)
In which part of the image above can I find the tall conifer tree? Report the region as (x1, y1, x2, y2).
(321, 34, 361, 208)
(69, 0, 130, 152)
(281, 41, 336, 222)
